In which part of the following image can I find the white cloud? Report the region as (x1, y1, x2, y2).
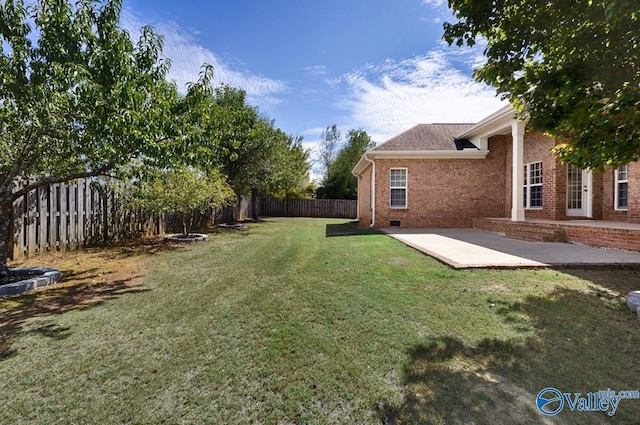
(305, 65, 328, 77)
(421, 0, 445, 7)
(333, 48, 506, 143)
(120, 9, 287, 106)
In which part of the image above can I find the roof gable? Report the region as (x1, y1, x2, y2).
(373, 123, 475, 151)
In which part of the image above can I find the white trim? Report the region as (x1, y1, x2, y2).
(511, 121, 526, 221)
(523, 161, 543, 209)
(367, 154, 376, 226)
(353, 153, 377, 226)
(457, 105, 516, 139)
(352, 153, 372, 177)
(566, 167, 593, 217)
(615, 165, 629, 211)
(390, 168, 408, 209)
(371, 150, 488, 159)
(352, 150, 488, 176)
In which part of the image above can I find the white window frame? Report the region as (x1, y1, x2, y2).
(390, 168, 407, 209)
(615, 165, 629, 211)
(523, 161, 543, 209)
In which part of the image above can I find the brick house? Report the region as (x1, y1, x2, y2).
(352, 106, 640, 252)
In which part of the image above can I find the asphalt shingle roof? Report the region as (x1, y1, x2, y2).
(373, 123, 475, 151)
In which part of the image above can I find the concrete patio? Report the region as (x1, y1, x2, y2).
(383, 228, 640, 269)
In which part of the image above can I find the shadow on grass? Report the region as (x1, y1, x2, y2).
(0, 236, 181, 362)
(561, 268, 640, 298)
(0, 276, 149, 361)
(326, 221, 382, 237)
(104, 235, 195, 258)
(380, 283, 640, 424)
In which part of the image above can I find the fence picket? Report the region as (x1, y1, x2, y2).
(48, 184, 58, 251)
(59, 184, 68, 251)
(38, 186, 48, 253)
(27, 187, 37, 256)
(260, 198, 356, 219)
(8, 179, 357, 261)
(77, 178, 85, 246)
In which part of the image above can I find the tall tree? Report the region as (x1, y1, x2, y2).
(443, 0, 640, 169)
(128, 167, 235, 237)
(268, 134, 314, 200)
(0, 0, 185, 272)
(321, 129, 375, 199)
(200, 85, 311, 220)
(317, 124, 341, 180)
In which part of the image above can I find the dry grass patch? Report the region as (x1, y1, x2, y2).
(0, 236, 180, 359)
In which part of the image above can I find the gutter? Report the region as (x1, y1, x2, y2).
(369, 150, 488, 160)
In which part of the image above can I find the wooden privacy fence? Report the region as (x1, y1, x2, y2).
(7, 180, 354, 260)
(9, 178, 162, 261)
(8, 179, 256, 260)
(260, 198, 356, 219)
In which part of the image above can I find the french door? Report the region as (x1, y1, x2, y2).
(566, 166, 592, 217)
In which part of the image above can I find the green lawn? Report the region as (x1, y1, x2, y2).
(1, 218, 639, 424)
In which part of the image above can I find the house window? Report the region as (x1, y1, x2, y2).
(390, 168, 407, 208)
(615, 165, 628, 211)
(523, 162, 543, 209)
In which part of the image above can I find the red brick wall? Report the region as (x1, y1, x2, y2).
(564, 226, 640, 252)
(553, 160, 568, 220)
(497, 132, 564, 220)
(357, 166, 373, 226)
(523, 133, 560, 220)
(591, 171, 604, 220)
(601, 166, 628, 222)
(358, 128, 640, 228)
(497, 134, 513, 218)
(372, 139, 507, 228)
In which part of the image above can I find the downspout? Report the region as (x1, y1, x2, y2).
(364, 153, 376, 228)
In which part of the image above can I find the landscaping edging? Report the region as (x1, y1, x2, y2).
(627, 291, 640, 320)
(0, 268, 63, 297)
(164, 233, 208, 243)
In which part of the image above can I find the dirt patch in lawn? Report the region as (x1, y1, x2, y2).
(0, 236, 178, 360)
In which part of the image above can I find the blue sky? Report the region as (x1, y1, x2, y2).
(122, 0, 506, 176)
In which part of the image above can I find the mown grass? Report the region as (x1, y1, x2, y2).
(1, 218, 639, 424)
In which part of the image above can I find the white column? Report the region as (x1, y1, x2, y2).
(478, 136, 489, 151)
(511, 121, 526, 221)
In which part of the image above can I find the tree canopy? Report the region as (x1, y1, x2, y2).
(443, 0, 640, 169)
(129, 167, 235, 237)
(317, 124, 341, 181)
(0, 0, 312, 269)
(0, 0, 185, 269)
(191, 84, 312, 219)
(320, 129, 374, 199)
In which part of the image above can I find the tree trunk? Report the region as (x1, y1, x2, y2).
(0, 196, 13, 275)
(186, 212, 194, 237)
(251, 189, 259, 221)
(231, 196, 242, 224)
(177, 212, 188, 237)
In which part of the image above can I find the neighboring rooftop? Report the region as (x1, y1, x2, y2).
(373, 123, 475, 151)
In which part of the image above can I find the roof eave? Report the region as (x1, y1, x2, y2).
(456, 105, 519, 139)
(352, 154, 373, 176)
(367, 150, 489, 160)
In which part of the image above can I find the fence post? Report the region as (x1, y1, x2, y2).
(103, 187, 109, 243)
(77, 178, 85, 246)
(49, 184, 58, 251)
(38, 186, 47, 253)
